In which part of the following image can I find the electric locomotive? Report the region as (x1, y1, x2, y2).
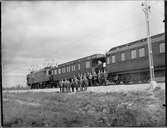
(27, 66, 53, 89)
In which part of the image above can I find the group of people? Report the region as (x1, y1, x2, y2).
(58, 70, 107, 93)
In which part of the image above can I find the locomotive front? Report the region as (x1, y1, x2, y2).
(26, 67, 53, 89)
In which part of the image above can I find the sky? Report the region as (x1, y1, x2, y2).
(2, 1, 164, 87)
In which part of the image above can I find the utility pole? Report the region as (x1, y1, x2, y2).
(141, 0, 157, 89)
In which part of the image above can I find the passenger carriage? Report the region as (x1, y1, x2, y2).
(106, 33, 165, 84)
(51, 54, 106, 87)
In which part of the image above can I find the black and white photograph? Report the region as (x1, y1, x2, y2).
(1, 0, 165, 127)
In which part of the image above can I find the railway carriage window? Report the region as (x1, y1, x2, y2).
(107, 57, 110, 64)
(74, 65, 76, 71)
(67, 67, 69, 72)
(66, 67, 68, 72)
(139, 48, 145, 57)
(121, 53, 125, 61)
(62, 68, 65, 73)
(160, 43, 165, 53)
(71, 66, 73, 71)
(48, 70, 51, 75)
(78, 64, 80, 70)
(111, 56, 115, 63)
(51, 70, 54, 75)
(46, 70, 49, 75)
(131, 50, 136, 59)
(54, 69, 57, 75)
(86, 61, 90, 68)
(58, 69, 61, 74)
(72, 65, 75, 71)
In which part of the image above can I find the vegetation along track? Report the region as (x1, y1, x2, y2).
(3, 83, 165, 127)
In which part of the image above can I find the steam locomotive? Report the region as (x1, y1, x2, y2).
(27, 33, 165, 89)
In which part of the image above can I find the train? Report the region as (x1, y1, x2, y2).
(26, 33, 165, 89)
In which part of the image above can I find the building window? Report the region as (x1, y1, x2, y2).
(78, 64, 80, 70)
(111, 56, 115, 63)
(121, 53, 125, 61)
(139, 48, 145, 57)
(131, 50, 136, 59)
(86, 61, 90, 68)
(160, 43, 165, 53)
(107, 57, 110, 64)
(54, 69, 57, 75)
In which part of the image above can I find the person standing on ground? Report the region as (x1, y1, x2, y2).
(64, 78, 68, 93)
(74, 76, 79, 92)
(104, 70, 107, 86)
(93, 72, 97, 86)
(59, 80, 63, 93)
(71, 78, 75, 92)
(86, 72, 90, 87)
(79, 75, 83, 91)
(62, 79, 65, 93)
(83, 75, 88, 91)
(67, 79, 71, 93)
(89, 72, 93, 87)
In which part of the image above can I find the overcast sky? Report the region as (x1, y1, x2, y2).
(2, 1, 164, 87)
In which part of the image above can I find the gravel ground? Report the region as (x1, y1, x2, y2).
(3, 82, 165, 93)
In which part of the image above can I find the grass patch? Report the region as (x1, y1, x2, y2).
(3, 89, 165, 127)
